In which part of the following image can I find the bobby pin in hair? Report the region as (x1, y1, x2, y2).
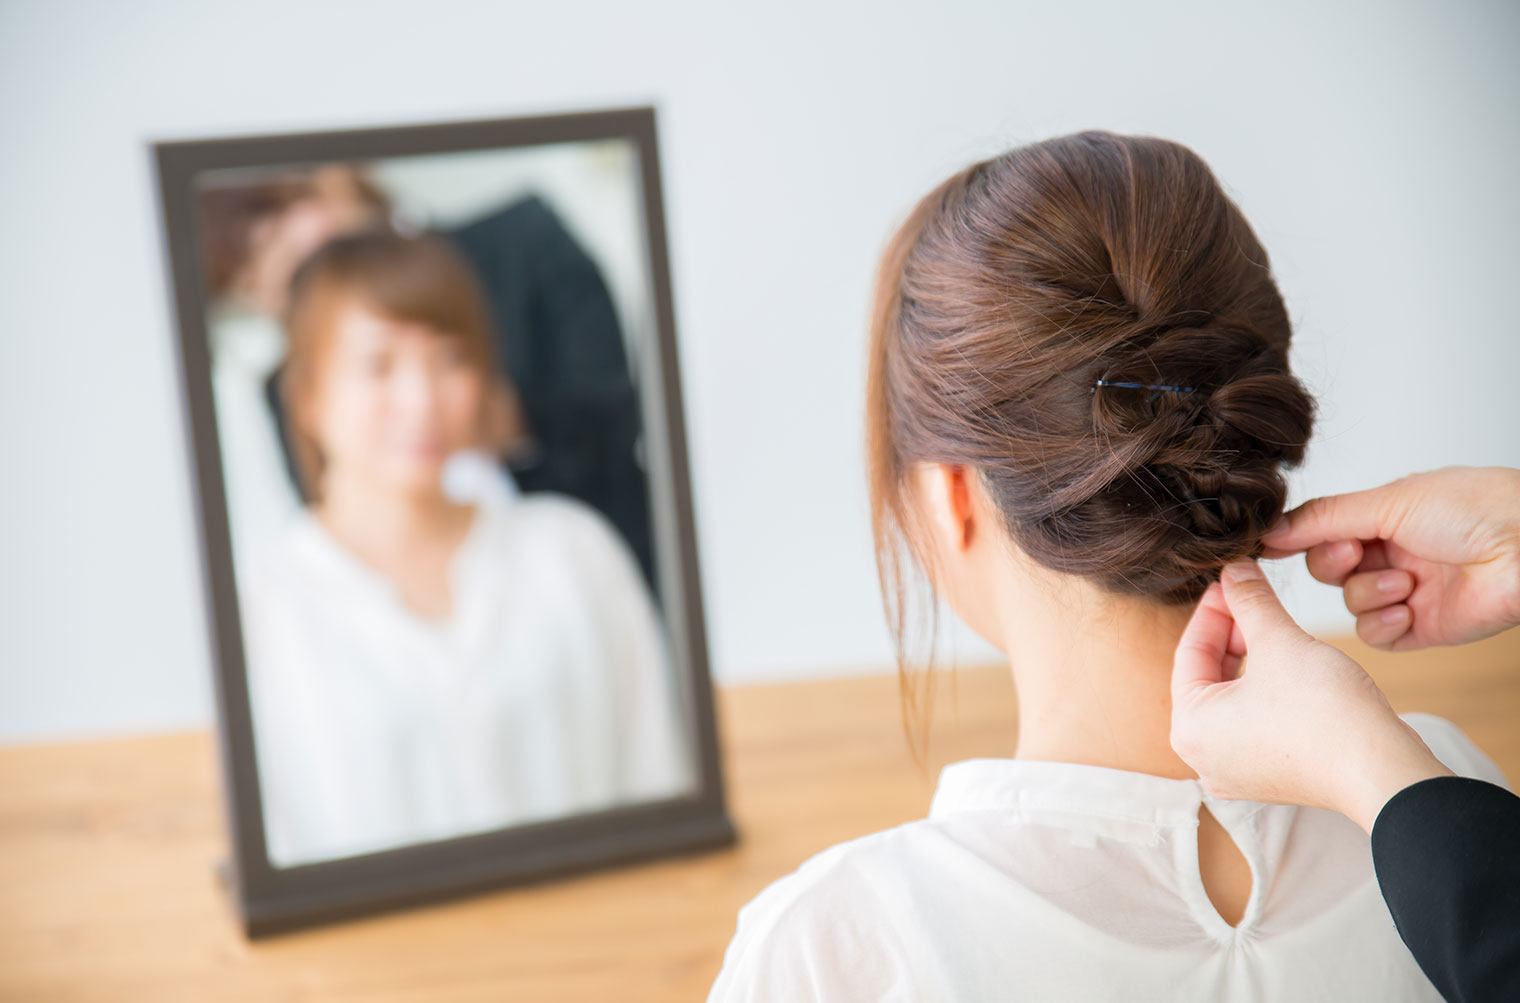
(1091, 379, 1197, 403)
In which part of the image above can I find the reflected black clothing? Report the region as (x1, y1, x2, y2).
(265, 193, 658, 597)
(450, 194, 655, 597)
(1372, 776, 1520, 1002)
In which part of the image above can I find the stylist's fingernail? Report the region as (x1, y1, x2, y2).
(1380, 606, 1409, 624)
(1267, 515, 1289, 536)
(1222, 560, 1262, 583)
(1377, 571, 1405, 595)
(1330, 540, 1358, 563)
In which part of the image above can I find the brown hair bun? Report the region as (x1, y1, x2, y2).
(866, 130, 1316, 757)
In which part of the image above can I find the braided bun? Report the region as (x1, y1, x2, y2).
(869, 130, 1316, 607)
(1016, 324, 1314, 602)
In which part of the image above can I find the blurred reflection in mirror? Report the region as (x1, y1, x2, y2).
(194, 147, 697, 868)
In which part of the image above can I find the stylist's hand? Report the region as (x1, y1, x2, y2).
(1171, 560, 1453, 832)
(1262, 466, 1520, 651)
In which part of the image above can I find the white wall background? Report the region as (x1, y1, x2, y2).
(2, 0, 1516, 744)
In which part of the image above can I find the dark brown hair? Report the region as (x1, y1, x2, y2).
(279, 228, 499, 501)
(865, 130, 1315, 764)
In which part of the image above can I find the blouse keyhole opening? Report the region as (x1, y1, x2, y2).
(1196, 804, 1254, 930)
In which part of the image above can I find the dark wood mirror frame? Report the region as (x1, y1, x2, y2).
(151, 105, 736, 938)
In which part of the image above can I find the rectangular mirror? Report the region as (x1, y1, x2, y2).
(152, 106, 734, 937)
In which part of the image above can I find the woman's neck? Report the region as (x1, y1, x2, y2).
(313, 471, 475, 574)
(1001, 581, 1199, 781)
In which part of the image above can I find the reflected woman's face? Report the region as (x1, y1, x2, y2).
(311, 298, 485, 495)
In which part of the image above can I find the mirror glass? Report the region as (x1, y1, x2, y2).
(191, 139, 700, 869)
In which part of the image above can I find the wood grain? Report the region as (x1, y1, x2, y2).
(1, 630, 1515, 1001)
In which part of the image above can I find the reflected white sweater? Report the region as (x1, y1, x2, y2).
(240, 475, 695, 868)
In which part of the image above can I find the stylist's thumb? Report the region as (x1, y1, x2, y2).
(1219, 559, 1305, 643)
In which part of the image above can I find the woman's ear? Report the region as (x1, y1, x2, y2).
(911, 462, 1012, 651)
(918, 462, 976, 554)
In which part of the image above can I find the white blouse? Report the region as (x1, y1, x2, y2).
(240, 471, 696, 868)
(707, 712, 1508, 1002)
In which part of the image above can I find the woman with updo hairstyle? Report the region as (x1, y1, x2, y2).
(707, 131, 1505, 1000)
(239, 229, 695, 868)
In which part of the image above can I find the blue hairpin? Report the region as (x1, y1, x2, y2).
(1091, 379, 1197, 403)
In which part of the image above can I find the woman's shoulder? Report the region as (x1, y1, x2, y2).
(505, 492, 631, 565)
(708, 821, 944, 1002)
(1398, 712, 1511, 791)
(736, 820, 926, 916)
(239, 510, 319, 596)
(512, 490, 617, 533)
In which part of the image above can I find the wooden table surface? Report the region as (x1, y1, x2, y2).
(2, 631, 1517, 1002)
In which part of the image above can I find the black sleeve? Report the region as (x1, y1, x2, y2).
(448, 196, 658, 597)
(1371, 776, 1520, 1003)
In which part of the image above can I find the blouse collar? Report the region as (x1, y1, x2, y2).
(284, 473, 508, 630)
(929, 757, 1266, 837)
